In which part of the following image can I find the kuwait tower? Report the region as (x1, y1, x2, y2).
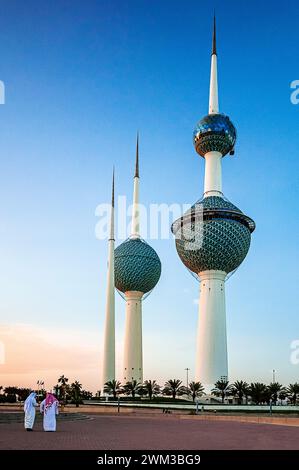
(114, 136, 161, 383)
(171, 17, 255, 388)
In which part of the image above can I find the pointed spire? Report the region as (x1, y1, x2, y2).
(208, 13, 219, 114)
(134, 132, 139, 178)
(131, 134, 140, 238)
(111, 166, 115, 208)
(108, 167, 115, 241)
(212, 13, 217, 55)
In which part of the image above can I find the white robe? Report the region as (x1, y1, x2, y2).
(24, 397, 37, 429)
(40, 399, 59, 431)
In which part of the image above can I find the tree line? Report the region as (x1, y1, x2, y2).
(0, 375, 92, 407)
(1, 378, 299, 406)
(103, 379, 299, 405)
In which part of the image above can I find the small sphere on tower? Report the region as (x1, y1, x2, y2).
(114, 238, 161, 295)
(193, 113, 236, 157)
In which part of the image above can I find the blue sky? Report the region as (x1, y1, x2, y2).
(0, 0, 299, 390)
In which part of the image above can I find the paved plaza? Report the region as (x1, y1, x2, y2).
(1, 413, 299, 450)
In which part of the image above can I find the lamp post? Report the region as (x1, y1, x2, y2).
(185, 368, 190, 394)
(37, 380, 44, 402)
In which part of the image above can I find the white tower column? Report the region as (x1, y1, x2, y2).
(102, 171, 115, 390)
(204, 151, 222, 196)
(195, 270, 228, 390)
(209, 53, 219, 114)
(123, 291, 143, 383)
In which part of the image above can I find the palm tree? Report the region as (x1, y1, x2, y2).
(163, 379, 185, 399)
(17, 388, 32, 401)
(188, 382, 205, 402)
(58, 375, 69, 405)
(70, 381, 82, 407)
(286, 383, 299, 405)
(278, 390, 287, 403)
(211, 380, 232, 403)
(4, 386, 19, 403)
(123, 380, 142, 398)
(104, 380, 122, 399)
(4, 386, 19, 395)
(267, 383, 286, 405)
(231, 380, 250, 405)
(143, 380, 161, 400)
(58, 375, 68, 386)
(81, 390, 93, 400)
(249, 382, 268, 404)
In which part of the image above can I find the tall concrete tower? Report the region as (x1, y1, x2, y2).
(171, 17, 255, 389)
(102, 169, 115, 389)
(114, 136, 161, 383)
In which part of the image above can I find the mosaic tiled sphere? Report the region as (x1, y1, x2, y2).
(171, 196, 255, 275)
(114, 238, 161, 294)
(193, 114, 236, 157)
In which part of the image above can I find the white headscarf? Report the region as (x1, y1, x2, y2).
(24, 392, 36, 413)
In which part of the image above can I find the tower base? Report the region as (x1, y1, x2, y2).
(123, 291, 143, 383)
(195, 270, 228, 390)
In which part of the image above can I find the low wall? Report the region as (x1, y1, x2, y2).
(82, 402, 299, 413)
(1, 403, 299, 427)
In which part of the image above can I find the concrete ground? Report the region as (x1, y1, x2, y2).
(1, 413, 299, 450)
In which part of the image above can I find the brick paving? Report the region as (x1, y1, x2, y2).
(1, 414, 299, 450)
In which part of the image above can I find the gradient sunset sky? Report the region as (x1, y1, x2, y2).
(0, 0, 299, 392)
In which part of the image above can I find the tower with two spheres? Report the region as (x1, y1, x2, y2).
(172, 18, 255, 388)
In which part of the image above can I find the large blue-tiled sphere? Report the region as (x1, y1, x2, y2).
(193, 114, 236, 157)
(114, 238, 161, 294)
(171, 196, 255, 275)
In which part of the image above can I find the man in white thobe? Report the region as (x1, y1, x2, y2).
(40, 393, 59, 432)
(24, 392, 37, 431)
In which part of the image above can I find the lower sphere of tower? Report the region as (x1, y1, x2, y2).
(114, 238, 161, 294)
(171, 196, 254, 275)
(193, 114, 236, 157)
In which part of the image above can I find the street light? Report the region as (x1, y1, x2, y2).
(37, 380, 44, 399)
(184, 368, 190, 392)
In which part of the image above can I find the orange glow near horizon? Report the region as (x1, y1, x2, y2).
(0, 323, 103, 393)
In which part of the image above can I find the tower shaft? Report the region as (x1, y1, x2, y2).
(102, 173, 115, 389)
(123, 291, 143, 383)
(204, 151, 222, 195)
(209, 53, 219, 114)
(195, 271, 228, 389)
(131, 176, 140, 238)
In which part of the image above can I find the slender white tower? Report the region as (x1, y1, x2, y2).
(197, 16, 227, 387)
(114, 136, 161, 384)
(123, 136, 143, 383)
(102, 169, 115, 389)
(172, 16, 255, 390)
